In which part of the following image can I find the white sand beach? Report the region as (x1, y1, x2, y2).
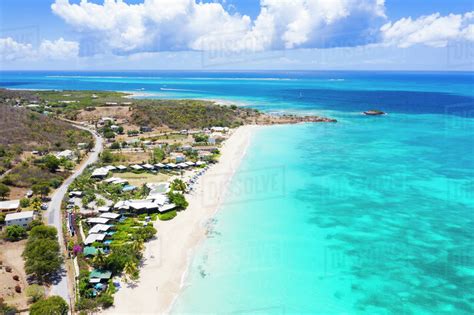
(104, 125, 256, 314)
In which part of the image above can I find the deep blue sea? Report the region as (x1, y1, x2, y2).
(1, 71, 473, 314)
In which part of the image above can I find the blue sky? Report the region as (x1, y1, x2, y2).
(0, 0, 473, 70)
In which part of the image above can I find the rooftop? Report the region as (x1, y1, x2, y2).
(0, 200, 20, 210)
(6, 210, 34, 221)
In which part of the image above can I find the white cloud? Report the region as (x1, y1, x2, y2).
(39, 38, 80, 59)
(51, 0, 386, 54)
(381, 12, 474, 48)
(0, 37, 79, 61)
(0, 37, 34, 61)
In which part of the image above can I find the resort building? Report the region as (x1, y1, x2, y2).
(91, 167, 110, 179)
(5, 211, 35, 227)
(0, 200, 20, 213)
(84, 233, 106, 245)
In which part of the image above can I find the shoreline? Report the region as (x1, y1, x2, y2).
(104, 125, 257, 314)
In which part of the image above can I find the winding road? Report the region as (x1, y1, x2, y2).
(45, 124, 104, 305)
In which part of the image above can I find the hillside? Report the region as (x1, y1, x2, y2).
(131, 100, 260, 129)
(0, 106, 92, 151)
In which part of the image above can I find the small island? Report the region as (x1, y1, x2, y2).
(363, 109, 386, 116)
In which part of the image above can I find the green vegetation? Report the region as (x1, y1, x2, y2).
(193, 133, 209, 143)
(167, 192, 188, 210)
(3, 163, 67, 189)
(170, 179, 187, 193)
(23, 225, 63, 283)
(158, 210, 177, 221)
(0, 183, 10, 199)
(150, 147, 165, 163)
(29, 296, 68, 315)
(132, 100, 252, 130)
(26, 284, 45, 303)
(5, 225, 27, 241)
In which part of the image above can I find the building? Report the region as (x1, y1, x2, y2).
(171, 152, 186, 163)
(5, 211, 35, 227)
(91, 167, 110, 179)
(0, 200, 20, 213)
(140, 126, 153, 133)
(56, 149, 75, 160)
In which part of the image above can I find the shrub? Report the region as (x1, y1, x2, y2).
(13, 275, 19, 281)
(98, 294, 114, 308)
(20, 198, 30, 208)
(30, 296, 68, 315)
(15, 285, 21, 293)
(158, 210, 177, 221)
(5, 266, 12, 272)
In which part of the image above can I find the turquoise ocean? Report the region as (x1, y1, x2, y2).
(1, 71, 473, 314)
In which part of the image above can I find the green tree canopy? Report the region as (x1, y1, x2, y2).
(167, 192, 189, 210)
(0, 183, 10, 200)
(32, 183, 51, 199)
(23, 226, 63, 282)
(29, 296, 68, 315)
(42, 155, 60, 172)
(5, 225, 27, 241)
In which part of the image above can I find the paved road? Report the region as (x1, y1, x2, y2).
(45, 125, 103, 305)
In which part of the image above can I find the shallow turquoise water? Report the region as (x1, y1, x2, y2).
(173, 114, 474, 314)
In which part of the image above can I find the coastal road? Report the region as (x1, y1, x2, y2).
(45, 124, 103, 305)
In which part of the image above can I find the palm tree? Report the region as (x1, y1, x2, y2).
(171, 179, 187, 193)
(93, 250, 107, 269)
(132, 240, 144, 253)
(123, 261, 139, 283)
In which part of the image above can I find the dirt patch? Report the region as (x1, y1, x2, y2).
(112, 151, 150, 164)
(77, 106, 133, 123)
(0, 240, 29, 310)
(8, 187, 28, 200)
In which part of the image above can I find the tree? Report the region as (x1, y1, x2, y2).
(117, 126, 124, 134)
(123, 261, 139, 283)
(31, 198, 42, 211)
(32, 183, 50, 199)
(20, 198, 30, 208)
(193, 133, 209, 143)
(167, 192, 189, 210)
(29, 296, 68, 315)
(152, 147, 165, 163)
(92, 250, 107, 269)
(0, 213, 5, 225)
(110, 142, 121, 150)
(100, 150, 114, 164)
(131, 240, 145, 253)
(0, 183, 10, 200)
(5, 225, 27, 241)
(23, 226, 63, 282)
(170, 179, 187, 193)
(26, 284, 45, 303)
(43, 155, 60, 172)
(104, 131, 116, 139)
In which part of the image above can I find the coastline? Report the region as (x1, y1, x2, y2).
(104, 125, 257, 314)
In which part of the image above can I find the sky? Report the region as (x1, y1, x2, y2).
(0, 0, 473, 71)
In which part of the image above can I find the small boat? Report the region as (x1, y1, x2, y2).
(364, 109, 386, 116)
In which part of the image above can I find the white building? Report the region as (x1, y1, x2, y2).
(5, 211, 35, 227)
(56, 149, 75, 160)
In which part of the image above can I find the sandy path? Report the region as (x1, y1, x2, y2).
(105, 125, 256, 314)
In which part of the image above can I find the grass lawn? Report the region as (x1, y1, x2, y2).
(118, 172, 169, 186)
